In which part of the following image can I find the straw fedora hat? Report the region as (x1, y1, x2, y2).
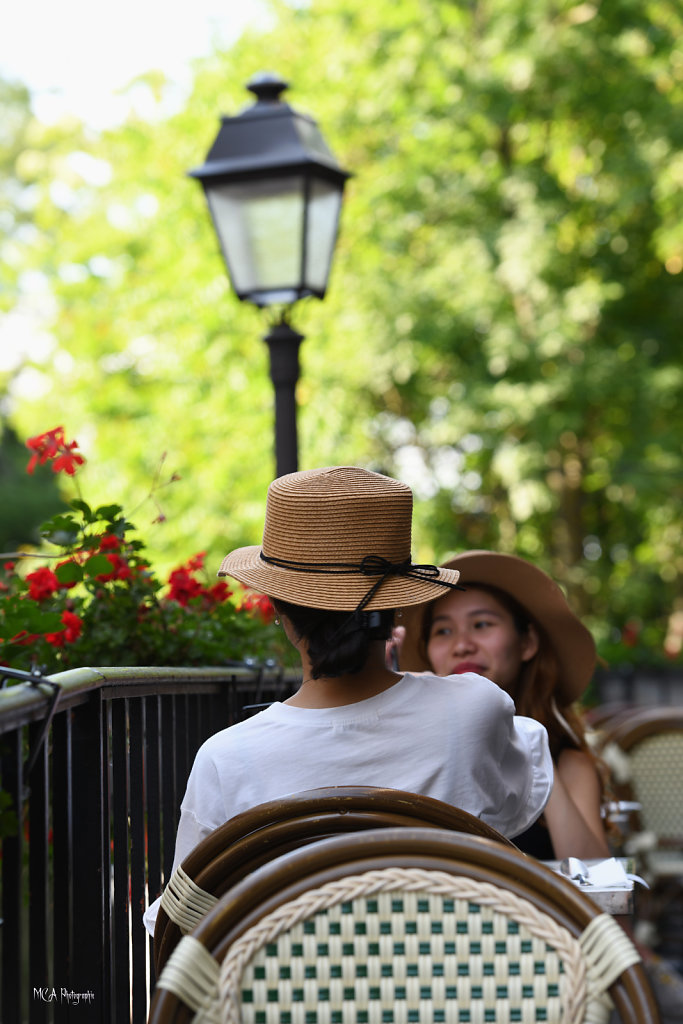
(398, 550, 596, 705)
(218, 466, 461, 611)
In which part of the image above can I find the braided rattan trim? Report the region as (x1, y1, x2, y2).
(599, 742, 632, 785)
(155, 934, 221, 1023)
(218, 867, 593, 1024)
(579, 913, 641, 995)
(160, 865, 219, 933)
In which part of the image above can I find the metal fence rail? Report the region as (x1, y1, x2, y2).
(2, 661, 678, 1022)
(593, 666, 683, 707)
(0, 663, 296, 1024)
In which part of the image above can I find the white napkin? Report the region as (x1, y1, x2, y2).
(583, 858, 648, 889)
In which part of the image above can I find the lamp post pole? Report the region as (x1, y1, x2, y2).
(264, 319, 304, 477)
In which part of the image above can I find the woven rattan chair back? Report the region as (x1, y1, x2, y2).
(154, 787, 516, 975)
(583, 702, 636, 730)
(148, 828, 659, 1024)
(599, 707, 683, 876)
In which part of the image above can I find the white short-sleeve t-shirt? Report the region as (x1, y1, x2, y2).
(143, 671, 552, 935)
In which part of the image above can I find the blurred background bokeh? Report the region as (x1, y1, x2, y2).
(1, 0, 681, 671)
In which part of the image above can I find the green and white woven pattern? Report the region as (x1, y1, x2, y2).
(629, 734, 683, 842)
(218, 868, 618, 1024)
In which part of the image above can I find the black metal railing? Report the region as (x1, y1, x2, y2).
(593, 665, 683, 707)
(3, 660, 678, 1022)
(0, 663, 296, 1024)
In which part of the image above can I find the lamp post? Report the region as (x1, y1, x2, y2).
(188, 72, 351, 477)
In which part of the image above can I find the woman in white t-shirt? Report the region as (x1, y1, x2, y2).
(144, 466, 552, 936)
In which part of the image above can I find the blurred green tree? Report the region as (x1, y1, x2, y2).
(0, 421, 63, 551)
(2, 0, 682, 664)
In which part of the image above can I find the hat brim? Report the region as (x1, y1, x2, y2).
(399, 551, 595, 704)
(219, 546, 461, 611)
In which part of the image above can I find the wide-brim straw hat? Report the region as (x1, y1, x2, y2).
(399, 550, 596, 705)
(218, 466, 461, 611)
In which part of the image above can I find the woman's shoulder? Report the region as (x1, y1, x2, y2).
(193, 705, 280, 759)
(402, 670, 515, 716)
(404, 669, 507, 691)
(556, 745, 601, 785)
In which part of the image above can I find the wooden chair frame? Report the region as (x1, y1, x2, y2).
(153, 786, 515, 974)
(601, 707, 683, 751)
(149, 828, 659, 1024)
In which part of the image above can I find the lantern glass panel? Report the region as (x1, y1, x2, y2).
(206, 175, 306, 304)
(304, 178, 344, 293)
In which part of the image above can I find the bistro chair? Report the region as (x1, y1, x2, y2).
(148, 827, 659, 1024)
(583, 701, 636, 731)
(582, 704, 643, 846)
(597, 706, 683, 879)
(153, 786, 516, 975)
(595, 706, 683, 971)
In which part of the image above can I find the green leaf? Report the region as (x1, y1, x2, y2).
(70, 499, 94, 520)
(95, 504, 124, 521)
(55, 560, 84, 584)
(83, 553, 115, 577)
(0, 790, 19, 839)
(40, 514, 77, 535)
(1, 604, 63, 636)
(40, 514, 80, 545)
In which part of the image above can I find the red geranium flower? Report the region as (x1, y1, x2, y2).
(45, 610, 84, 647)
(205, 581, 231, 605)
(96, 553, 132, 583)
(194, 580, 232, 610)
(61, 610, 83, 643)
(98, 534, 121, 552)
(238, 589, 275, 624)
(26, 567, 60, 601)
(254, 594, 275, 625)
(8, 631, 40, 646)
(167, 566, 203, 606)
(26, 426, 85, 476)
(45, 630, 66, 648)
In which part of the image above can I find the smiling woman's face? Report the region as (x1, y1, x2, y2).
(425, 586, 538, 694)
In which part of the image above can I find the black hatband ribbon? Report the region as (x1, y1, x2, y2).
(259, 552, 464, 613)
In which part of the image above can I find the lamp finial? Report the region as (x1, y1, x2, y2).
(246, 72, 289, 104)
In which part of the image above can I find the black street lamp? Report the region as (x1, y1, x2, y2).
(188, 72, 351, 477)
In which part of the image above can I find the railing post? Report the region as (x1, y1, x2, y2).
(70, 694, 108, 1018)
(1, 732, 24, 1024)
(129, 698, 148, 1023)
(27, 725, 50, 1024)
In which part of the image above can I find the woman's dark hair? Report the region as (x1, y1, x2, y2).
(272, 598, 394, 678)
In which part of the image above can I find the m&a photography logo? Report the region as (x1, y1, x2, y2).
(34, 987, 95, 1006)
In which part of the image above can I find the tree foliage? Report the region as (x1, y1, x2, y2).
(2, 0, 682, 664)
(0, 423, 63, 550)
